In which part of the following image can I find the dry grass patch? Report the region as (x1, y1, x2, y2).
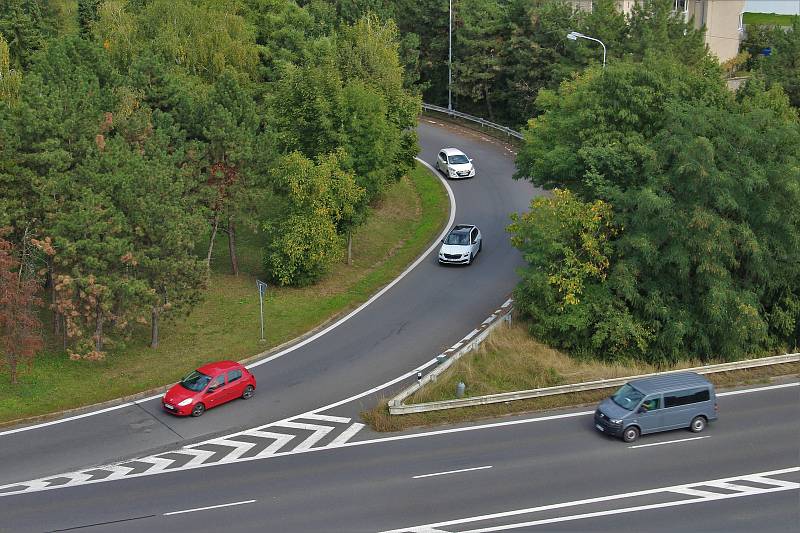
(361, 320, 798, 433)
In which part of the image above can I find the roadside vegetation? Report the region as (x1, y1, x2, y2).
(0, 163, 448, 423)
(743, 13, 798, 27)
(362, 322, 800, 432)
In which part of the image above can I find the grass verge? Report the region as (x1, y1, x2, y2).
(742, 13, 798, 26)
(362, 322, 798, 432)
(0, 163, 449, 424)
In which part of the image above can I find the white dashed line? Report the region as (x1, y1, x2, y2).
(163, 499, 256, 516)
(413, 466, 493, 479)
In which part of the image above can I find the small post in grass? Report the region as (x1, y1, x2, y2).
(256, 279, 268, 343)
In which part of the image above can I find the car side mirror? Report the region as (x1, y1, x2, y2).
(469, 158, 473, 163)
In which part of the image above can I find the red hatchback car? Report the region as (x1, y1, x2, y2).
(162, 361, 256, 417)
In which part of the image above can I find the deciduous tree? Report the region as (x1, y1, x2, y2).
(0, 232, 44, 384)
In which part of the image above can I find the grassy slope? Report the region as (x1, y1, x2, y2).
(0, 164, 448, 423)
(362, 322, 798, 432)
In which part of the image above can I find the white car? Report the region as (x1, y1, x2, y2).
(438, 224, 482, 265)
(436, 148, 475, 179)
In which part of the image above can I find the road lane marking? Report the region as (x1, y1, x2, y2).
(628, 436, 710, 449)
(413, 466, 493, 479)
(717, 382, 798, 396)
(2, 382, 797, 497)
(163, 499, 256, 516)
(380, 467, 800, 533)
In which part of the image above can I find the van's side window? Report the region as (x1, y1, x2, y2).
(664, 388, 710, 408)
(641, 398, 660, 411)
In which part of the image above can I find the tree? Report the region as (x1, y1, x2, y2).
(0, 232, 44, 385)
(78, 0, 101, 37)
(0, 34, 22, 103)
(265, 151, 363, 285)
(513, 55, 800, 363)
(450, 0, 506, 121)
(0, 0, 51, 70)
(755, 18, 799, 108)
(201, 71, 263, 275)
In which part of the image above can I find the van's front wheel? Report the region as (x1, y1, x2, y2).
(690, 416, 707, 433)
(622, 426, 640, 443)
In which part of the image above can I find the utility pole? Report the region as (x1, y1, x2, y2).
(448, 0, 453, 111)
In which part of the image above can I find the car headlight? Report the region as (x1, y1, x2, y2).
(610, 419, 622, 424)
(178, 398, 193, 407)
(462, 253, 470, 257)
(448, 169, 456, 176)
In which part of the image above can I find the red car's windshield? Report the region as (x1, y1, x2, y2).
(180, 370, 211, 392)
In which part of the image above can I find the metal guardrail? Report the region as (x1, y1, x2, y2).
(387, 300, 513, 411)
(389, 352, 800, 415)
(422, 103, 524, 140)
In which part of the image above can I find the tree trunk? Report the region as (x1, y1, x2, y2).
(49, 267, 60, 335)
(150, 305, 159, 349)
(205, 213, 220, 271)
(484, 86, 494, 122)
(9, 357, 17, 385)
(94, 302, 104, 352)
(228, 215, 239, 276)
(347, 232, 353, 265)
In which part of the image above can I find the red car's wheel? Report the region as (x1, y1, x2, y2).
(191, 402, 206, 417)
(242, 385, 254, 400)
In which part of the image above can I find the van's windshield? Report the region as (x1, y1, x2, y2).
(611, 384, 644, 411)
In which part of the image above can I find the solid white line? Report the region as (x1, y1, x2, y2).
(628, 436, 710, 449)
(163, 499, 256, 516)
(0, 160, 456, 438)
(456, 487, 798, 533)
(379, 467, 800, 533)
(413, 466, 493, 479)
(717, 382, 798, 396)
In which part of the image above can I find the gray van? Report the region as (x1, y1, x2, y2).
(594, 372, 717, 443)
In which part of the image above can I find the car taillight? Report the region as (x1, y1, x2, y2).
(714, 402, 718, 412)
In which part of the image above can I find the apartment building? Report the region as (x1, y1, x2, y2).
(571, 0, 746, 62)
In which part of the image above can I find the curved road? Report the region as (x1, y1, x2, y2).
(0, 120, 539, 486)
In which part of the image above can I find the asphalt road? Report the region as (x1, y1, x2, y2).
(1, 383, 796, 532)
(0, 120, 539, 486)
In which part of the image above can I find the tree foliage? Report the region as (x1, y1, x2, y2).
(514, 55, 800, 363)
(740, 18, 800, 108)
(0, 232, 44, 384)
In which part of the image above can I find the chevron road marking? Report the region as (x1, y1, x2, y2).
(303, 413, 351, 424)
(329, 423, 366, 447)
(278, 421, 337, 451)
(0, 414, 364, 497)
(177, 447, 224, 468)
(379, 467, 800, 533)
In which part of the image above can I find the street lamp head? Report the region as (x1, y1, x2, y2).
(566, 31, 578, 40)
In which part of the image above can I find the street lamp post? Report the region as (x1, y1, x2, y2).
(448, 0, 453, 111)
(567, 31, 607, 69)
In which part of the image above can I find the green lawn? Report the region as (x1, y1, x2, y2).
(0, 163, 449, 424)
(743, 13, 798, 26)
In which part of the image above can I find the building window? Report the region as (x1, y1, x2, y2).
(674, 0, 688, 13)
